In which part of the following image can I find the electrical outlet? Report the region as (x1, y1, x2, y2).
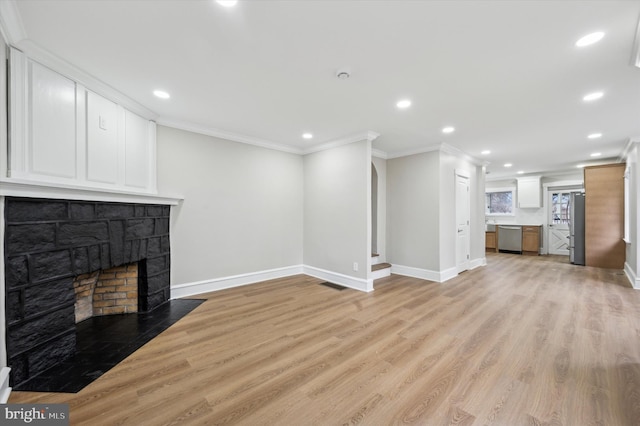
(353, 262, 358, 271)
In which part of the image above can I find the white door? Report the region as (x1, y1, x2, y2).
(548, 190, 571, 255)
(456, 173, 470, 273)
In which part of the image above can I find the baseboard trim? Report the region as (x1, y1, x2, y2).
(470, 257, 487, 270)
(624, 262, 640, 289)
(391, 264, 444, 282)
(170, 265, 304, 299)
(303, 266, 374, 292)
(0, 367, 11, 403)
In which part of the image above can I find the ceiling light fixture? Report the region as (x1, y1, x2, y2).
(481, 150, 491, 155)
(590, 152, 602, 157)
(153, 90, 170, 99)
(216, 0, 238, 7)
(302, 133, 313, 139)
(576, 31, 605, 47)
(442, 126, 455, 134)
(583, 91, 604, 102)
(517, 171, 525, 175)
(504, 163, 513, 168)
(396, 99, 411, 109)
(576, 164, 586, 168)
(587, 133, 602, 139)
(336, 67, 351, 79)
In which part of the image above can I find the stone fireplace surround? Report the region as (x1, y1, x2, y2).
(4, 197, 171, 388)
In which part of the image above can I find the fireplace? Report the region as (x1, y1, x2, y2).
(4, 197, 172, 388)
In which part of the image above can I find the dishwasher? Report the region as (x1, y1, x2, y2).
(498, 225, 522, 253)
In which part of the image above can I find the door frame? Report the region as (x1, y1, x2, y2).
(542, 180, 583, 255)
(455, 169, 471, 273)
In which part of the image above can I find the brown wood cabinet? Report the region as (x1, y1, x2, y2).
(522, 226, 540, 255)
(584, 163, 625, 269)
(486, 231, 497, 252)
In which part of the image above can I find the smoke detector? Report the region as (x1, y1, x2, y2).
(336, 67, 351, 79)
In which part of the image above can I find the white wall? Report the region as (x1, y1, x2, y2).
(438, 151, 485, 271)
(0, 27, 7, 377)
(303, 140, 371, 287)
(156, 126, 304, 287)
(387, 151, 441, 272)
(625, 143, 639, 288)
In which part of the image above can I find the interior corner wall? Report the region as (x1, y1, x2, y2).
(372, 156, 387, 262)
(303, 140, 370, 281)
(626, 144, 639, 288)
(156, 126, 303, 286)
(439, 152, 483, 272)
(387, 151, 441, 272)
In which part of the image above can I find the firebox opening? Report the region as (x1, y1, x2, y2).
(73, 262, 139, 323)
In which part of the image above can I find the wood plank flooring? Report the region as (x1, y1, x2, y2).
(9, 253, 640, 425)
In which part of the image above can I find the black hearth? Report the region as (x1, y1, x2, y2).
(4, 197, 172, 388)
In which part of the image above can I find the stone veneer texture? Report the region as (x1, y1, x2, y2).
(4, 197, 171, 387)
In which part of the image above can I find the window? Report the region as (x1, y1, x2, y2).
(550, 192, 571, 224)
(485, 188, 515, 215)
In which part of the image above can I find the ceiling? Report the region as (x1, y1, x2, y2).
(6, 0, 640, 179)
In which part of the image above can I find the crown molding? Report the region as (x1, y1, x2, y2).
(302, 131, 380, 155)
(156, 118, 304, 154)
(385, 143, 442, 160)
(372, 149, 388, 159)
(0, 0, 26, 45)
(620, 137, 640, 161)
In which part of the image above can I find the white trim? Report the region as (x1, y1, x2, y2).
(0, 367, 11, 403)
(624, 262, 640, 290)
(632, 15, 640, 68)
(469, 257, 487, 269)
(391, 264, 459, 283)
(156, 118, 303, 155)
(621, 138, 640, 162)
(386, 142, 483, 166)
(303, 265, 374, 292)
(171, 265, 305, 299)
(372, 149, 388, 159)
(0, 179, 183, 205)
(302, 131, 380, 155)
(12, 41, 157, 121)
(0, 0, 26, 45)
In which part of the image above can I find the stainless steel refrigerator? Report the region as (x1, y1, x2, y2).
(569, 192, 585, 265)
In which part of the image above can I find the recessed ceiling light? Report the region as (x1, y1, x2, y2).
(587, 133, 602, 139)
(302, 133, 313, 139)
(396, 99, 411, 109)
(442, 126, 455, 134)
(517, 171, 525, 175)
(504, 163, 513, 168)
(576, 164, 586, 168)
(576, 32, 605, 47)
(216, 0, 238, 7)
(590, 152, 602, 157)
(153, 90, 170, 99)
(583, 91, 603, 102)
(481, 150, 491, 155)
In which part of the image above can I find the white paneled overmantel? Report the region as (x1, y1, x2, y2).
(7, 47, 158, 196)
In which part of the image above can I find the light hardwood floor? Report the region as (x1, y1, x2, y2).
(9, 253, 640, 425)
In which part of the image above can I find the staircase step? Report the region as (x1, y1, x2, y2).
(371, 262, 391, 280)
(372, 262, 391, 272)
(371, 253, 381, 265)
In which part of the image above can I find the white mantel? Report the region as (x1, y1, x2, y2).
(0, 179, 182, 205)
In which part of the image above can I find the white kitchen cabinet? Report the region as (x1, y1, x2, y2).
(517, 176, 542, 208)
(8, 47, 157, 194)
